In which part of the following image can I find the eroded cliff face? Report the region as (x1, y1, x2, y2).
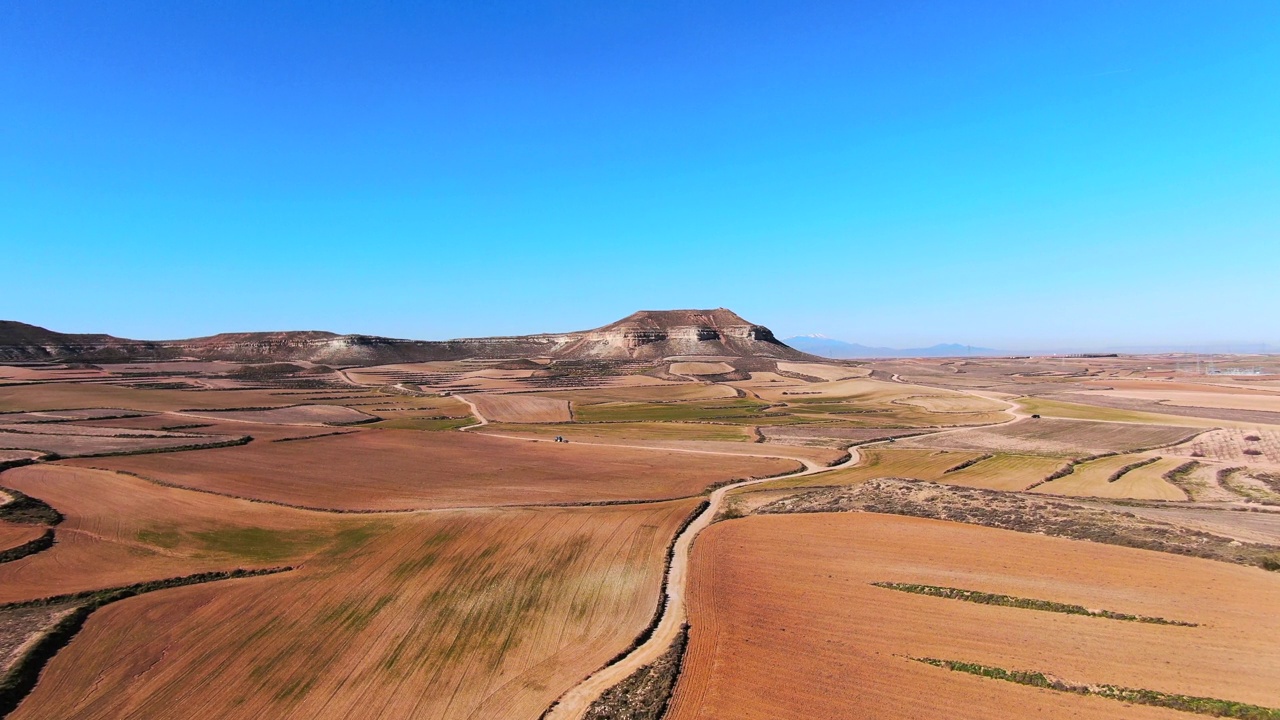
(554, 309, 803, 360)
(1, 309, 808, 364)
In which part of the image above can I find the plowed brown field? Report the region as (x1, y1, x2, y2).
(0, 521, 44, 554)
(667, 513, 1280, 720)
(11, 500, 698, 720)
(70, 430, 799, 510)
(0, 465, 347, 602)
(469, 394, 572, 423)
(0, 423, 245, 457)
(903, 417, 1197, 456)
(178, 404, 376, 425)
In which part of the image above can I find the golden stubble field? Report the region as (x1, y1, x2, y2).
(10, 499, 699, 720)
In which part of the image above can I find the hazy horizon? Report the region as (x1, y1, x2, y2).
(4, 2, 1277, 348)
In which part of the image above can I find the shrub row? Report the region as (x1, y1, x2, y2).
(873, 582, 1195, 626)
(944, 454, 994, 474)
(915, 657, 1280, 719)
(0, 529, 54, 564)
(1107, 456, 1161, 483)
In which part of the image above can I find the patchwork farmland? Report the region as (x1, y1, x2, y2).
(1, 323, 1278, 720)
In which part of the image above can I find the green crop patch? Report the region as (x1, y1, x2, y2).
(192, 527, 326, 563)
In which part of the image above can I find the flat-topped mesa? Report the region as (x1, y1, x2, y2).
(0, 308, 808, 364)
(559, 308, 803, 360)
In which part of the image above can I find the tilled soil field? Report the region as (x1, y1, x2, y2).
(69, 430, 800, 510)
(10, 500, 698, 720)
(666, 512, 1280, 719)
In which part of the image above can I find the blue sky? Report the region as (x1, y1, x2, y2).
(3, 1, 1277, 349)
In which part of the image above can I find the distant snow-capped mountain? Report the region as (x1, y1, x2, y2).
(784, 336, 998, 359)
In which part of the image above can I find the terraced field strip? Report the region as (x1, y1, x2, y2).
(752, 447, 988, 491)
(1031, 453, 1185, 500)
(936, 453, 1067, 491)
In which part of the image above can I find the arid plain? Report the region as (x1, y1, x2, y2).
(2, 313, 1279, 720)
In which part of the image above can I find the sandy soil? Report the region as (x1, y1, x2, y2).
(666, 513, 1280, 719)
(668, 362, 733, 376)
(775, 362, 868, 381)
(469, 394, 572, 423)
(1085, 388, 1280, 413)
(1172, 427, 1280, 468)
(10, 500, 698, 720)
(69, 429, 800, 510)
(1050, 391, 1280, 427)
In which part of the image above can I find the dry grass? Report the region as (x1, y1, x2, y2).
(1087, 388, 1280, 413)
(774, 362, 868, 381)
(935, 453, 1067, 491)
(1015, 397, 1215, 427)
(1031, 454, 1185, 501)
(10, 501, 698, 720)
(893, 395, 1009, 414)
(668, 362, 734, 376)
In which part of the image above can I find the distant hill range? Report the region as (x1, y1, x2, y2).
(0, 309, 811, 365)
(784, 335, 998, 359)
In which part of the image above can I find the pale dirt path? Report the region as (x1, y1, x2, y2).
(540, 388, 1030, 719)
(541, 442, 864, 720)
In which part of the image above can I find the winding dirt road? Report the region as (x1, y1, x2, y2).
(435, 389, 1026, 718)
(536, 391, 1027, 719)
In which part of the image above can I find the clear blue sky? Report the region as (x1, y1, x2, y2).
(3, 2, 1277, 348)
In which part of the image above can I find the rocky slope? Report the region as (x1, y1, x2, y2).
(556, 309, 803, 360)
(0, 309, 809, 365)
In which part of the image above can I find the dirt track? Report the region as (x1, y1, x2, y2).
(542, 391, 1031, 719)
